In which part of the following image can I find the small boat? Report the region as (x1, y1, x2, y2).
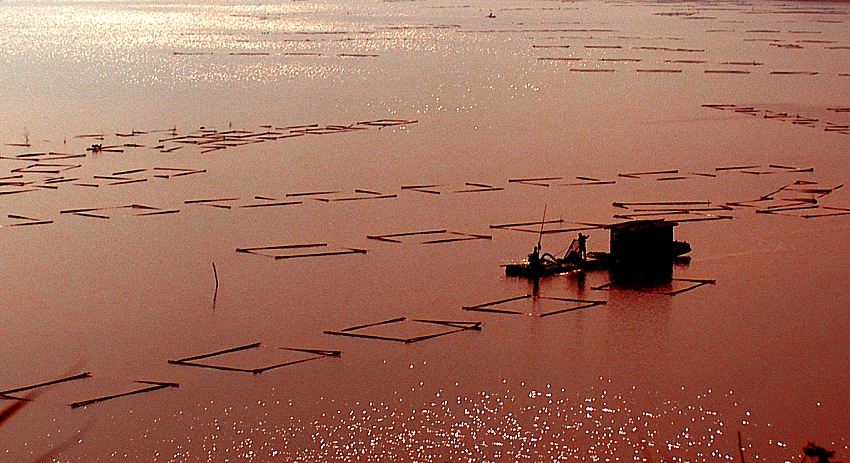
(503, 235, 607, 278)
(503, 219, 691, 279)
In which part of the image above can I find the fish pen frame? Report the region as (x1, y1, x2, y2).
(168, 342, 341, 374)
(324, 317, 482, 343)
(236, 243, 368, 260)
(592, 277, 716, 296)
(462, 295, 607, 318)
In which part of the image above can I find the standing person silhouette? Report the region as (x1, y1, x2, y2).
(577, 233, 588, 261)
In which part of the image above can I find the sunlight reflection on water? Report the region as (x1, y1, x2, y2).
(151, 379, 774, 462)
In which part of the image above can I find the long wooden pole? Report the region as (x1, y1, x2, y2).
(538, 205, 547, 249)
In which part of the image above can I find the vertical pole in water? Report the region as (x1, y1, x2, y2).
(737, 430, 746, 463)
(212, 262, 219, 306)
(538, 204, 547, 249)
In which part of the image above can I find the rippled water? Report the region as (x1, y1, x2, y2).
(0, 0, 848, 461)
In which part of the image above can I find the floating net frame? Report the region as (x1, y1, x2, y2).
(462, 294, 607, 318)
(168, 342, 341, 375)
(324, 317, 482, 343)
(592, 278, 716, 296)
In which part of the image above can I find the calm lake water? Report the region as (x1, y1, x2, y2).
(1, 0, 848, 461)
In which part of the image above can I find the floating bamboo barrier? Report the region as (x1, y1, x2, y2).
(274, 248, 367, 260)
(508, 176, 562, 187)
(109, 178, 147, 186)
(802, 206, 850, 219)
(184, 197, 240, 204)
(462, 295, 606, 317)
(633, 46, 704, 52)
(112, 168, 146, 176)
(71, 212, 110, 219)
(454, 182, 505, 193)
(0, 372, 91, 399)
(43, 177, 78, 184)
(570, 68, 615, 73)
(462, 295, 532, 314)
(401, 184, 442, 195)
(705, 69, 750, 74)
(421, 232, 492, 244)
(324, 318, 480, 344)
(618, 169, 678, 179)
(636, 69, 683, 73)
(70, 381, 178, 408)
(330, 194, 397, 202)
(0, 189, 35, 195)
(135, 210, 180, 217)
(593, 278, 715, 295)
(12, 163, 82, 174)
(558, 175, 616, 187)
(491, 218, 565, 229)
(285, 190, 339, 197)
(169, 342, 339, 375)
(367, 229, 448, 243)
(8, 213, 54, 226)
(237, 243, 327, 254)
(536, 297, 607, 318)
(238, 201, 301, 208)
(355, 189, 383, 196)
(612, 200, 711, 209)
(771, 71, 819, 75)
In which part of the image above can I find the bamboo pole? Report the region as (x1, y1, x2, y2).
(273, 248, 367, 259)
(70, 381, 178, 408)
(0, 372, 91, 397)
(339, 317, 406, 333)
(169, 342, 261, 363)
(463, 295, 531, 310)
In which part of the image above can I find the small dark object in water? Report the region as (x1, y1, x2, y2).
(802, 443, 842, 463)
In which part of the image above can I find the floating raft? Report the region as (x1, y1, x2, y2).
(592, 278, 716, 296)
(324, 317, 481, 344)
(462, 295, 606, 318)
(236, 243, 367, 260)
(168, 342, 340, 374)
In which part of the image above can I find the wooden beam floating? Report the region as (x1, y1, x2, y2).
(0, 372, 92, 399)
(237, 243, 327, 254)
(70, 381, 178, 408)
(238, 201, 302, 208)
(613, 200, 711, 209)
(508, 176, 563, 187)
(454, 181, 505, 193)
(274, 248, 367, 260)
(491, 219, 565, 229)
(184, 197, 240, 204)
(367, 230, 448, 243)
(618, 169, 678, 179)
(421, 232, 491, 244)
